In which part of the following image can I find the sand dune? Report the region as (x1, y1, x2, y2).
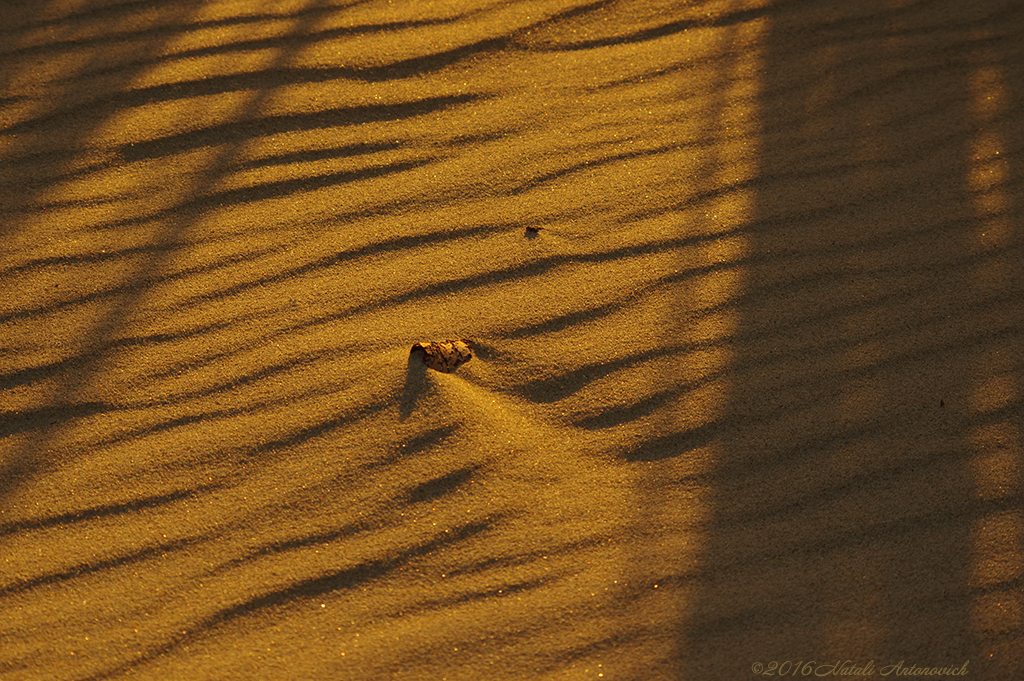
(2, 0, 1022, 679)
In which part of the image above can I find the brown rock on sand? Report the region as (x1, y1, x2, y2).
(411, 339, 473, 373)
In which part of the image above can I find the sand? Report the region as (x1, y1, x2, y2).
(1, 0, 1022, 679)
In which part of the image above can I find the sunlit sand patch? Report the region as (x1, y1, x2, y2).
(970, 511, 1023, 627)
(622, 8, 763, 669)
(971, 424, 1022, 503)
(966, 72, 1014, 301)
(965, 49, 1023, 662)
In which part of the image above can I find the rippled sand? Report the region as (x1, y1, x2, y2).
(2, 1, 1022, 679)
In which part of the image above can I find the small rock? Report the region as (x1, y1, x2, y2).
(411, 339, 473, 373)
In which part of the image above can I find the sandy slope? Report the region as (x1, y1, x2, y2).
(1, 0, 1022, 679)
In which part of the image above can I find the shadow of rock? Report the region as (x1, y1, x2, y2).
(400, 348, 428, 420)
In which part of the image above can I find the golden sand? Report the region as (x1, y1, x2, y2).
(1, 1, 1022, 679)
